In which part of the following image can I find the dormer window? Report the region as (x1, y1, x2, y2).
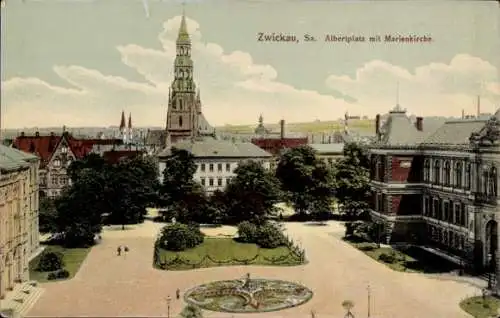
(53, 159, 61, 167)
(61, 145, 68, 154)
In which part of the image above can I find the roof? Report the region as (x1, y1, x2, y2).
(103, 150, 144, 164)
(251, 137, 308, 156)
(309, 143, 344, 154)
(146, 130, 166, 146)
(0, 145, 32, 172)
(13, 133, 122, 168)
(422, 119, 487, 145)
(159, 138, 272, 158)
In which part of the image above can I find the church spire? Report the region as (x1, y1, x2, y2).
(119, 111, 126, 130)
(177, 11, 190, 43)
(128, 113, 132, 129)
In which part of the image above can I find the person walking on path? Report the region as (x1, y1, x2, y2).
(123, 246, 129, 259)
(117, 246, 122, 256)
(176, 288, 180, 300)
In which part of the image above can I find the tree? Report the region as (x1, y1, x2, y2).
(224, 161, 281, 224)
(67, 153, 107, 182)
(179, 304, 203, 318)
(105, 156, 160, 229)
(333, 142, 371, 230)
(159, 148, 208, 223)
(276, 146, 334, 218)
(54, 168, 105, 247)
(39, 197, 58, 233)
(276, 146, 317, 214)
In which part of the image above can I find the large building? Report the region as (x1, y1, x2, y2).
(157, 13, 272, 193)
(13, 132, 122, 198)
(368, 104, 500, 292)
(0, 145, 40, 300)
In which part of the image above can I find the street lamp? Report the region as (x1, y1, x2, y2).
(166, 295, 172, 318)
(367, 284, 371, 318)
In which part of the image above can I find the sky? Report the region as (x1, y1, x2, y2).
(1, 0, 499, 129)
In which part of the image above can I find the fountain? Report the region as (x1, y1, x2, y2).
(184, 273, 313, 313)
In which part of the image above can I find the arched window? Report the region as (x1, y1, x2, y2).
(423, 159, 430, 182)
(465, 162, 471, 189)
(433, 160, 441, 184)
(454, 162, 462, 187)
(375, 157, 381, 181)
(444, 161, 451, 185)
(489, 167, 497, 197)
(179, 116, 183, 127)
(483, 170, 489, 194)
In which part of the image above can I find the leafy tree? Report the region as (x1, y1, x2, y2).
(237, 221, 258, 243)
(276, 146, 317, 214)
(179, 304, 203, 318)
(54, 168, 105, 247)
(276, 146, 334, 218)
(39, 197, 58, 233)
(105, 156, 160, 229)
(224, 161, 281, 224)
(333, 142, 371, 233)
(256, 222, 286, 248)
(68, 153, 107, 182)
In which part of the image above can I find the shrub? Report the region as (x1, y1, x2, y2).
(237, 221, 258, 243)
(378, 251, 396, 264)
(46, 269, 70, 281)
(256, 223, 286, 249)
(47, 272, 57, 280)
(357, 243, 377, 251)
(159, 223, 205, 251)
(36, 251, 64, 272)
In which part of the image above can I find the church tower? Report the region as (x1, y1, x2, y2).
(166, 12, 199, 142)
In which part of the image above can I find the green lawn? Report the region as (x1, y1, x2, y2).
(460, 296, 500, 318)
(29, 245, 92, 283)
(345, 237, 458, 273)
(156, 237, 305, 270)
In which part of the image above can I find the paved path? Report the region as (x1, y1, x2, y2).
(27, 221, 477, 318)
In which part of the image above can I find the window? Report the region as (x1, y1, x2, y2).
(461, 204, 466, 227)
(432, 198, 439, 219)
(443, 201, 449, 222)
(423, 159, 430, 182)
(217, 178, 223, 186)
(209, 178, 214, 186)
(454, 203, 461, 225)
(423, 197, 429, 216)
(454, 162, 462, 187)
(201, 163, 206, 172)
(209, 164, 214, 172)
(433, 160, 441, 184)
(200, 178, 206, 186)
(489, 167, 497, 197)
(53, 159, 61, 167)
(217, 163, 222, 172)
(226, 163, 231, 172)
(465, 162, 471, 189)
(61, 145, 68, 154)
(179, 116, 183, 127)
(444, 161, 451, 185)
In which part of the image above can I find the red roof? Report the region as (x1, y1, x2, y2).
(103, 150, 144, 164)
(13, 133, 122, 168)
(251, 137, 308, 156)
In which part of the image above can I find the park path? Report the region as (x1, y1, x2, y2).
(27, 221, 477, 318)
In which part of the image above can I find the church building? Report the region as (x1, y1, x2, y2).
(157, 13, 272, 192)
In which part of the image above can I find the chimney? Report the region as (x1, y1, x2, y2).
(461, 109, 465, 119)
(415, 117, 423, 131)
(375, 114, 381, 136)
(280, 119, 285, 140)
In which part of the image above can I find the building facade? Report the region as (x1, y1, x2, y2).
(158, 139, 272, 194)
(0, 145, 40, 299)
(309, 143, 345, 167)
(368, 105, 500, 292)
(13, 132, 122, 198)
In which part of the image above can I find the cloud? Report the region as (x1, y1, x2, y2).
(2, 15, 499, 129)
(325, 54, 500, 117)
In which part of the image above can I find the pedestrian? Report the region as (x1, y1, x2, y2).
(117, 246, 122, 256)
(176, 288, 180, 300)
(124, 246, 129, 253)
